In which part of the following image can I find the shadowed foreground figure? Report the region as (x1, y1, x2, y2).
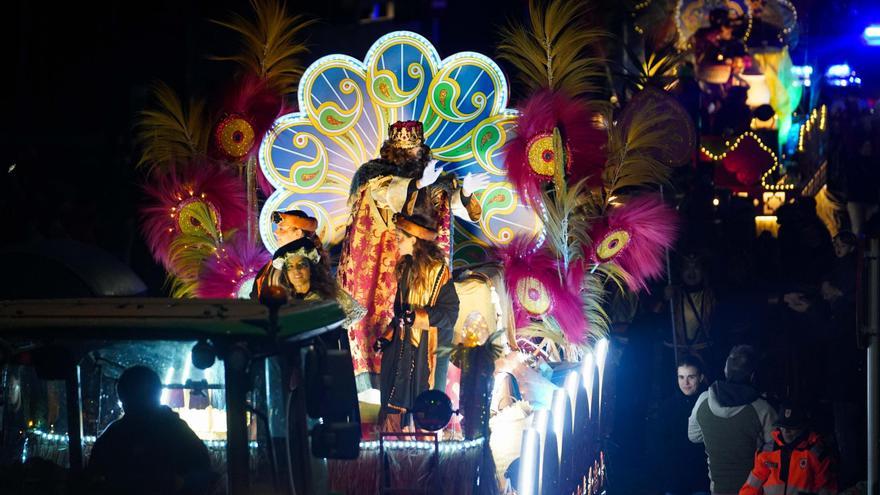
(88, 366, 213, 495)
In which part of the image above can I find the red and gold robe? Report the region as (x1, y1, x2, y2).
(337, 170, 480, 391)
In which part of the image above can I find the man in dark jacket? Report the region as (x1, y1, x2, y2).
(649, 354, 711, 495)
(688, 345, 776, 495)
(88, 366, 213, 495)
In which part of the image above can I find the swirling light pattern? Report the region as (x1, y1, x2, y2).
(259, 31, 541, 257)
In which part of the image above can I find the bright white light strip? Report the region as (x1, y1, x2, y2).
(518, 428, 540, 495)
(360, 438, 484, 454)
(551, 388, 569, 460)
(595, 338, 610, 415)
(532, 408, 551, 490)
(564, 371, 580, 426)
(581, 351, 596, 414)
(533, 408, 551, 437)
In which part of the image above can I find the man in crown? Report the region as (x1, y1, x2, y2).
(338, 120, 488, 393)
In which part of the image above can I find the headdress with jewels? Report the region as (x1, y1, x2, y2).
(387, 120, 425, 150)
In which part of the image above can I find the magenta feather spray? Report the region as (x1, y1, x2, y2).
(589, 195, 678, 291)
(197, 234, 270, 298)
(504, 90, 607, 207)
(497, 236, 587, 344)
(141, 162, 248, 270)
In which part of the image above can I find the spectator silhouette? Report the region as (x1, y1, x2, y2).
(822, 231, 867, 489)
(688, 345, 776, 495)
(87, 366, 213, 495)
(665, 252, 717, 373)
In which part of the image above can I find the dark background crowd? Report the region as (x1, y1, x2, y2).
(606, 92, 879, 493)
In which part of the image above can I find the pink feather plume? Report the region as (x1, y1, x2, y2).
(505, 90, 607, 207)
(221, 72, 291, 150)
(589, 195, 678, 291)
(497, 236, 587, 344)
(214, 72, 288, 196)
(141, 162, 248, 270)
(196, 234, 271, 298)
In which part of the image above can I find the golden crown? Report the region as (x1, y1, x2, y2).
(387, 121, 424, 149)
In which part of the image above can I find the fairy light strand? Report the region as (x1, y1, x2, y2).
(699, 131, 795, 191)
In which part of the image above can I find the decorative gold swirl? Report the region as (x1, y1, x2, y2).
(471, 114, 515, 175)
(479, 183, 519, 244)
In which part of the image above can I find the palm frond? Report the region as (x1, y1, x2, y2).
(602, 98, 674, 198)
(590, 260, 629, 295)
(540, 178, 592, 270)
(135, 82, 210, 172)
(497, 0, 608, 97)
(516, 319, 567, 347)
(580, 270, 611, 342)
(617, 42, 688, 91)
(211, 0, 314, 94)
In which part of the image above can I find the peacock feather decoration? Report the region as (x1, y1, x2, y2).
(138, 0, 308, 298)
(496, 0, 686, 356)
(257, 31, 543, 263)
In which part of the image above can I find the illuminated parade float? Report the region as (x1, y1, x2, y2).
(12, 0, 840, 492)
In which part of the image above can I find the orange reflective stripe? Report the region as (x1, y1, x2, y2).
(763, 484, 784, 495)
(746, 473, 763, 488)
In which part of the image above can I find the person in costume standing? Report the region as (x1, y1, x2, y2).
(338, 120, 488, 391)
(377, 214, 460, 431)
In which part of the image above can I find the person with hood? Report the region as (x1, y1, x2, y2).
(88, 366, 213, 495)
(649, 354, 711, 495)
(688, 345, 777, 495)
(739, 404, 837, 495)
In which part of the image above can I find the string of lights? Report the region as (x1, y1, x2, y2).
(797, 105, 827, 153)
(24, 428, 258, 450)
(360, 437, 484, 453)
(699, 131, 795, 191)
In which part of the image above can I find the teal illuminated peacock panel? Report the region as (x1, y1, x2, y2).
(258, 31, 542, 265)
